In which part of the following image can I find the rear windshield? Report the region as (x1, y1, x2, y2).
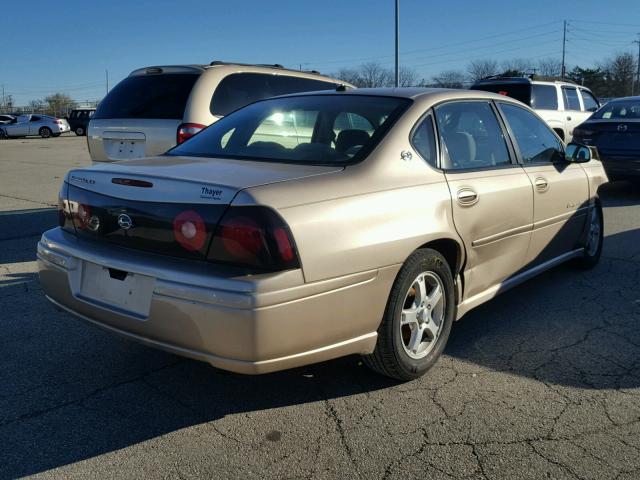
(93, 74, 198, 120)
(591, 99, 640, 119)
(211, 73, 339, 116)
(169, 94, 411, 165)
(471, 82, 531, 104)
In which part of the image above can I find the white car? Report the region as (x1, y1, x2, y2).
(471, 76, 600, 142)
(0, 114, 70, 139)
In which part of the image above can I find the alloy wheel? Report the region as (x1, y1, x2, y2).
(400, 271, 446, 359)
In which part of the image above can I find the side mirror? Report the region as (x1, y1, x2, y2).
(565, 142, 592, 163)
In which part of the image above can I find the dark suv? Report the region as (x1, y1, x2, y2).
(67, 109, 95, 136)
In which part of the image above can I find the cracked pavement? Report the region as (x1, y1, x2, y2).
(0, 136, 639, 479)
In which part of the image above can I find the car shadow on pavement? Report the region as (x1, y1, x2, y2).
(0, 190, 639, 478)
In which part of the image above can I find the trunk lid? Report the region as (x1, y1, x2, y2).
(580, 120, 640, 158)
(63, 156, 343, 260)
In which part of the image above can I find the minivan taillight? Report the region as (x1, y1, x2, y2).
(177, 123, 206, 144)
(208, 207, 300, 271)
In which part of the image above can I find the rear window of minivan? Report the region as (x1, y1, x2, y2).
(210, 73, 339, 117)
(93, 74, 199, 120)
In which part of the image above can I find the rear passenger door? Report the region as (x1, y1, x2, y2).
(434, 100, 534, 300)
(497, 102, 589, 267)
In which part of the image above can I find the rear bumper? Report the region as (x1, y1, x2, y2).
(37, 228, 396, 374)
(600, 156, 640, 179)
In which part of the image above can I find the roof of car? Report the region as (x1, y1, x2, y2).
(606, 96, 640, 102)
(279, 87, 519, 103)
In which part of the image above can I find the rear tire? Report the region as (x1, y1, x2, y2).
(39, 127, 52, 138)
(573, 200, 603, 269)
(75, 126, 85, 136)
(0, 129, 7, 139)
(363, 248, 455, 381)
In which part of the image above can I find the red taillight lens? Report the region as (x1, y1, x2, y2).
(208, 207, 300, 271)
(177, 123, 206, 144)
(173, 210, 207, 251)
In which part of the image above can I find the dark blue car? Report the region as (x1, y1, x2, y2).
(573, 97, 640, 184)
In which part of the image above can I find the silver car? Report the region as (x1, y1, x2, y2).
(0, 114, 70, 139)
(88, 62, 351, 163)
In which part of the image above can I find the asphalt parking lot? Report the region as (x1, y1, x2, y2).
(0, 135, 639, 480)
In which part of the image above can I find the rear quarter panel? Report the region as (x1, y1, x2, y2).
(232, 108, 462, 283)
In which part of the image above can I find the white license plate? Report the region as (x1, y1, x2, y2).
(79, 261, 155, 318)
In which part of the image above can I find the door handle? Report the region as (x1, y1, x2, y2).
(457, 188, 478, 206)
(534, 177, 549, 192)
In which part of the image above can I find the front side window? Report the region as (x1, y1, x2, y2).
(434, 101, 511, 170)
(579, 90, 599, 112)
(562, 87, 581, 111)
(499, 103, 564, 164)
(210, 73, 338, 117)
(411, 114, 437, 167)
(531, 85, 558, 110)
(171, 95, 410, 165)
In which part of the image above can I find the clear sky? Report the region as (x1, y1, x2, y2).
(1, 0, 639, 105)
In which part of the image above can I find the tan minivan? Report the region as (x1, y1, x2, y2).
(88, 62, 349, 162)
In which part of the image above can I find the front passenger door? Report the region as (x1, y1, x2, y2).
(435, 101, 534, 301)
(498, 102, 589, 268)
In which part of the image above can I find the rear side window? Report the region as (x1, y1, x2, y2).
(411, 114, 437, 167)
(210, 73, 338, 116)
(434, 101, 511, 170)
(531, 85, 558, 110)
(562, 87, 581, 111)
(93, 74, 199, 120)
(580, 90, 599, 112)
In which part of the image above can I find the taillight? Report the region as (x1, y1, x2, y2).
(208, 207, 300, 271)
(573, 128, 595, 138)
(177, 123, 206, 144)
(173, 210, 207, 251)
(54, 119, 63, 124)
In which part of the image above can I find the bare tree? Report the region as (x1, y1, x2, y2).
(537, 58, 562, 77)
(44, 93, 76, 117)
(333, 67, 362, 87)
(466, 59, 499, 82)
(501, 58, 530, 76)
(358, 62, 394, 87)
(28, 99, 46, 113)
(399, 66, 419, 87)
(431, 70, 466, 89)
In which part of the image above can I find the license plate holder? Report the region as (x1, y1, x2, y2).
(79, 261, 154, 318)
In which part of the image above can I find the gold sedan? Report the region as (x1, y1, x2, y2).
(38, 88, 607, 380)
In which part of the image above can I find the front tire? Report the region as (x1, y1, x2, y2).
(363, 248, 455, 381)
(39, 127, 52, 138)
(0, 129, 7, 139)
(573, 200, 603, 269)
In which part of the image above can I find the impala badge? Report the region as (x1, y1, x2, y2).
(117, 213, 133, 230)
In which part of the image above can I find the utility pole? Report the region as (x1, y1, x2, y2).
(634, 35, 640, 96)
(105, 69, 109, 96)
(395, 0, 400, 88)
(1, 84, 4, 111)
(561, 20, 567, 79)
